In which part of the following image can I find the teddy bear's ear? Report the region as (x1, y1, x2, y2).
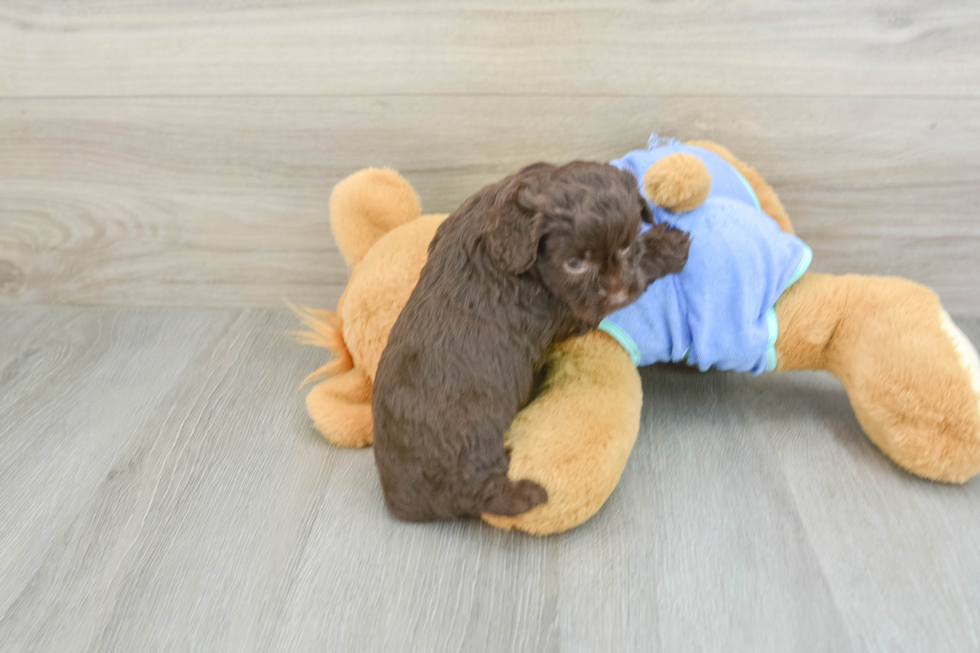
(483, 163, 556, 274)
(329, 168, 422, 268)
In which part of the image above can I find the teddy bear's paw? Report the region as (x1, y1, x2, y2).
(940, 309, 980, 415)
(642, 153, 712, 213)
(891, 308, 980, 483)
(305, 371, 374, 448)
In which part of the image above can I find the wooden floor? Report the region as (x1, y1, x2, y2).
(1, 306, 979, 652)
(3, 1, 980, 651)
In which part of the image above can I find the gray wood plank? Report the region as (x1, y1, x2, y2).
(2, 308, 978, 652)
(0, 306, 297, 651)
(2, 0, 979, 98)
(3, 96, 979, 313)
(0, 307, 559, 653)
(0, 306, 239, 622)
(617, 318, 980, 653)
(557, 371, 854, 653)
(736, 374, 980, 648)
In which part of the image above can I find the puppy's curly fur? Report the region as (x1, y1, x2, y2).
(373, 162, 690, 522)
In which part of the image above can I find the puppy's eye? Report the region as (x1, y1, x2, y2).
(564, 258, 587, 274)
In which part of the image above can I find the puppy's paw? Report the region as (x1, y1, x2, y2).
(481, 478, 549, 516)
(511, 479, 549, 513)
(641, 223, 691, 281)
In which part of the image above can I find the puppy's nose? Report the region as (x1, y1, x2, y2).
(607, 289, 630, 310)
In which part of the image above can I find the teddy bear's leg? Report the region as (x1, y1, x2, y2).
(774, 272, 980, 483)
(305, 366, 374, 448)
(686, 140, 795, 235)
(482, 330, 643, 534)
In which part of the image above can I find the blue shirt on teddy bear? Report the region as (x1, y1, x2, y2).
(598, 134, 812, 374)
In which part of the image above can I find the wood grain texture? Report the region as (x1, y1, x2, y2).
(2, 0, 979, 312)
(2, 96, 979, 311)
(1, 306, 979, 652)
(2, 0, 980, 98)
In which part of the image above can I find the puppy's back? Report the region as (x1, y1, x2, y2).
(372, 181, 553, 522)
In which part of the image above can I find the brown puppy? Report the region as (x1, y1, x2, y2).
(372, 162, 690, 522)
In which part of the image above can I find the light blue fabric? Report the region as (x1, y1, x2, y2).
(598, 136, 812, 375)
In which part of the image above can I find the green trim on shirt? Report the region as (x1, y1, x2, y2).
(764, 308, 779, 372)
(788, 244, 813, 287)
(732, 167, 762, 211)
(598, 318, 642, 365)
(764, 244, 813, 373)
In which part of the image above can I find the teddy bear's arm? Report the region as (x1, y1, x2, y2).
(482, 330, 642, 534)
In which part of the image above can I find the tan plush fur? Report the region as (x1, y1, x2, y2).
(293, 166, 438, 447)
(296, 215, 447, 446)
(305, 365, 374, 448)
(482, 330, 641, 534)
(774, 273, 980, 482)
(643, 153, 713, 213)
(339, 214, 447, 384)
(297, 143, 980, 535)
(329, 167, 422, 268)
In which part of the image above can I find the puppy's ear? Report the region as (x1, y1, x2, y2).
(486, 163, 556, 274)
(640, 222, 691, 281)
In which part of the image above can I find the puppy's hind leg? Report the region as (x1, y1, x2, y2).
(477, 475, 548, 517)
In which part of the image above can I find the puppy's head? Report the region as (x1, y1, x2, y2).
(485, 161, 689, 326)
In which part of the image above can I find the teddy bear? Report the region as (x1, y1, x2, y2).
(293, 137, 980, 535)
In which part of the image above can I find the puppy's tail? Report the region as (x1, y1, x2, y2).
(287, 300, 354, 386)
(330, 168, 422, 268)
